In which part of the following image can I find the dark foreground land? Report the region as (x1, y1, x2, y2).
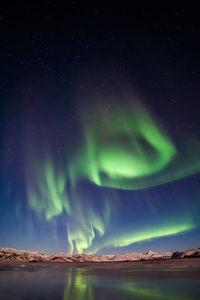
(1, 259, 200, 299)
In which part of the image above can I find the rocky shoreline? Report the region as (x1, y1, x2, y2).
(0, 247, 200, 263)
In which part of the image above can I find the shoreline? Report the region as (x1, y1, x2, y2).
(1, 247, 200, 264)
(1, 258, 200, 270)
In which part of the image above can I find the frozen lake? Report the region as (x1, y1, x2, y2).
(0, 262, 200, 299)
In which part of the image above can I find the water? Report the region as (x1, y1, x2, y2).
(0, 263, 200, 299)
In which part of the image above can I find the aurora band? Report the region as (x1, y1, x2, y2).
(69, 99, 200, 190)
(26, 98, 200, 253)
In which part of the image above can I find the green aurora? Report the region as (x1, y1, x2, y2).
(69, 100, 176, 189)
(26, 98, 200, 253)
(85, 219, 195, 254)
(69, 99, 200, 190)
(27, 156, 116, 253)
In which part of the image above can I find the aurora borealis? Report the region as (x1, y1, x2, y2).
(1, 6, 200, 255)
(70, 99, 176, 189)
(22, 93, 200, 254)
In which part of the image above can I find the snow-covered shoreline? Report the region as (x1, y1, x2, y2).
(1, 247, 200, 263)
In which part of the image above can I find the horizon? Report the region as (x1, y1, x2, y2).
(1, 245, 198, 256)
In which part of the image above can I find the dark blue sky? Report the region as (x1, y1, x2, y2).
(0, 3, 200, 254)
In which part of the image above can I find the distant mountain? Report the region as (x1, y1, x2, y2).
(172, 248, 200, 259)
(1, 247, 199, 263)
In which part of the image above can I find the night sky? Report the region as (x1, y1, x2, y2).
(1, 3, 200, 254)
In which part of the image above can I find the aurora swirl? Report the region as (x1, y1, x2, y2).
(1, 9, 200, 261)
(69, 100, 176, 189)
(24, 95, 200, 254)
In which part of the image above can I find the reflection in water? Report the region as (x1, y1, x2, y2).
(63, 269, 94, 300)
(63, 268, 199, 300)
(119, 282, 188, 300)
(0, 264, 200, 299)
